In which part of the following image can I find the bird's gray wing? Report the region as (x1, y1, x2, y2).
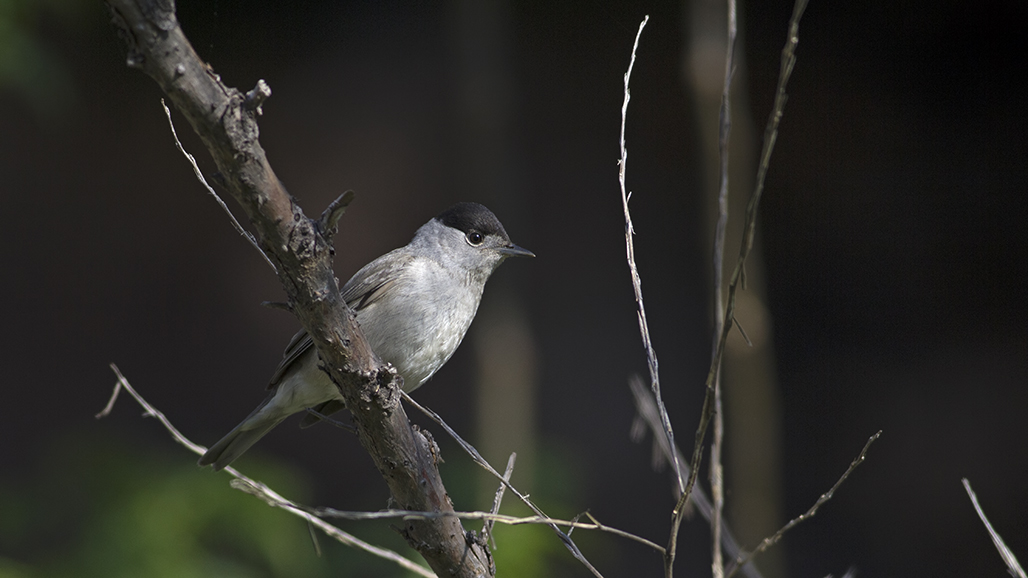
(268, 328, 314, 387)
(267, 249, 413, 389)
(339, 248, 414, 311)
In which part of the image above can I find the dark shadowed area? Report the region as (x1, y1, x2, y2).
(1, 1, 1025, 577)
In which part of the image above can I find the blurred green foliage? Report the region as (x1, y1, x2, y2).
(0, 431, 423, 578)
(0, 0, 84, 119)
(0, 427, 595, 577)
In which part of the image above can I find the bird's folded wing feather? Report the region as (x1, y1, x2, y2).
(267, 249, 415, 388)
(267, 329, 314, 387)
(339, 249, 414, 310)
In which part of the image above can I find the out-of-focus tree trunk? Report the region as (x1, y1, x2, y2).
(683, 1, 786, 576)
(449, 0, 539, 505)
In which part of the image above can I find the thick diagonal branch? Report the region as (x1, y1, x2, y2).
(105, 1, 490, 575)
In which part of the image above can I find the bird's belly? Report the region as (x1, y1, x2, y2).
(361, 297, 477, 392)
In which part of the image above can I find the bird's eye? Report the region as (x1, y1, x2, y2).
(466, 231, 484, 246)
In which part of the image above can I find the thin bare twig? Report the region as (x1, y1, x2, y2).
(629, 377, 763, 578)
(96, 364, 434, 578)
(725, 431, 881, 578)
(710, 1, 739, 576)
(483, 453, 517, 549)
(307, 506, 665, 554)
(401, 392, 608, 578)
(962, 478, 1027, 578)
(616, 10, 693, 535)
(161, 99, 277, 273)
(668, 2, 809, 575)
(617, 17, 681, 500)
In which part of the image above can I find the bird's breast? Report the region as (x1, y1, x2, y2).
(356, 261, 483, 392)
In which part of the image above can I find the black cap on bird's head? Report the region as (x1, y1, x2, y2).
(436, 202, 509, 239)
(436, 202, 534, 258)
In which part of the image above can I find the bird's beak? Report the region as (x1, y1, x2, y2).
(500, 243, 535, 258)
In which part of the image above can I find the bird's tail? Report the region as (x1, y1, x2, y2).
(198, 397, 287, 471)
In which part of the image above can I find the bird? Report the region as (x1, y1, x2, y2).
(198, 202, 533, 470)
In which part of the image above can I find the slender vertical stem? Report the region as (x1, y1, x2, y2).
(710, 2, 738, 575)
(619, 16, 682, 498)
(666, 1, 809, 576)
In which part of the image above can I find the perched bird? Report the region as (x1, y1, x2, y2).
(198, 202, 533, 470)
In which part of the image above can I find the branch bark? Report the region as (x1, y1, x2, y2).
(105, 1, 491, 575)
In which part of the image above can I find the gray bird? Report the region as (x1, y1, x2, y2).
(199, 202, 533, 470)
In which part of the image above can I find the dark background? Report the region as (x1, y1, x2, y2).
(1, 1, 1025, 577)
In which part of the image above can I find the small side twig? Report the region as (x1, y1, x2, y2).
(962, 478, 1027, 578)
(97, 364, 434, 578)
(401, 392, 609, 578)
(483, 453, 517, 549)
(161, 99, 277, 273)
(725, 430, 882, 578)
(304, 407, 357, 433)
(243, 79, 271, 114)
(260, 300, 294, 312)
(317, 190, 356, 242)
